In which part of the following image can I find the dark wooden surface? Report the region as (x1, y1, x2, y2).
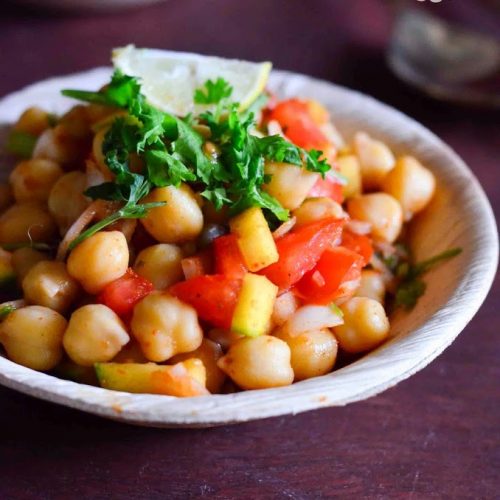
(0, 1, 499, 498)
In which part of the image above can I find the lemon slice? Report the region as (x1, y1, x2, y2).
(112, 45, 272, 116)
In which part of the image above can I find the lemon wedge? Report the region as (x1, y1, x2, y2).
(112, 45, 272, 116)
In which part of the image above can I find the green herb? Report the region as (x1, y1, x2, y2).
(0, 305, 15, 321)
(200, 104, 329, 220)
(395, 247, 462, 309)
(194, 78, 233, 105)
(62, 70, 141, 107)
(6, 130, 37, 158)
(61, 71, 336, 246)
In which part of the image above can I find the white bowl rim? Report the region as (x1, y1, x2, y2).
(0, 67, 497, 427)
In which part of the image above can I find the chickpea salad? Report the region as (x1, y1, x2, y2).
(0, 56, 460, 396)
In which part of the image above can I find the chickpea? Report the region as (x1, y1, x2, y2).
(58, 105, 91, 139)
(84, 103, 116, 125)
(112, 340, 148, 364)
(10, 159, 63, 203)
(12, 247, 47, 284)
(275, 328, 338, 381)
(0, 202, 57, 244)
(22, 260, 80, 313)
(14, 106, 51, 136)
(48, 171, 89, 234)
(347, 193, 403, 243)
(33, 115, 89, 167)
(382, 156, 436, 220)
(141, 185, 204, 243)
(63, 304, 130, 366)
(263, 162, 319, 211)
(355, 270, 386, 303)
(293, 197, 344, 227)
(0, 183, 14, 212)
(92, 126, 108, 172)
(169, 338, 225, 393)
(353, 132, 395, 190)
(67, 231, 129, 294)
(337, 154, 362, 199)
(217, 335, 294, 390)
(206, 328, 244, 351)
(333, 297, 390, 353)
(131, 292, 203, 362)
(133, 244, 184, 289)
(0, 306, 66, 371)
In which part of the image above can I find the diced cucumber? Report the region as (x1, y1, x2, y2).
(231, 273, 278, 337)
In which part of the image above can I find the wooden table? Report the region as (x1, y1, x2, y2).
(0, 1, 498, 498)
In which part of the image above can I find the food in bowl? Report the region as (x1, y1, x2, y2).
(0, 48, 460, 397)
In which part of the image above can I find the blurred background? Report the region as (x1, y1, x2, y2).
(0, 1, 499, 498)
(1, 0, 499, 108)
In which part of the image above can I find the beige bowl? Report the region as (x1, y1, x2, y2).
(0, 68, 497, 427)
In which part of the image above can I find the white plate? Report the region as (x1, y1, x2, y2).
(0, 68, 497, 427)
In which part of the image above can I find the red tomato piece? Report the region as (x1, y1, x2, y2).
(269, 99, 328, 150)
(296, 247, 364, 304)
(308, 175, 344, 204)
(170, 275, 242, 330)
(260, 217, 344, 291)
(341, 230, 374, 266)
(98, 268, 154, 318)
(213, 234, 247, 279)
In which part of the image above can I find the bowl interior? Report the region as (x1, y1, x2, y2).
(0, 68, 497, 427)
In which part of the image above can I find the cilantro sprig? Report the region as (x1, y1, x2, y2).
(61, 71, 334, 247)
(395, 247, 462, 309)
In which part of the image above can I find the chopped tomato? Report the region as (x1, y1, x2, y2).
(213, 234, 247, 278)
(269, 99, 328, 150)
(260, 217, 344, 290)
(98, 268, 154, 318)
(170, 275, 242, 329)
(296, 247, 364, 304)
(341, 230, 373, 266)
(309, 174, 344, 203)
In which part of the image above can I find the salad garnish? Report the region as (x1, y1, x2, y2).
(62, 71, 330, 247)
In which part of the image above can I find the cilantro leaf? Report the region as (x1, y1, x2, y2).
(62, 70, 140, 108)
(201, 187, 231, 210)
(145, 149, 196, 187)
(194, 78, 233, 105)
(395, 279, 427, 309)
(394, 247, 462, 309)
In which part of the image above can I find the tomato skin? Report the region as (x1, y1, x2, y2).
(269, 99, 328, 150)
(309, 175, 344, 204)
(213, 234, 247, 279)
(98, 268, 154, 318)
(260, 217, 344, 290)
(341, 230, 373, 266)
(170, 275, 242, 329)
(296, 247, 364, 304)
